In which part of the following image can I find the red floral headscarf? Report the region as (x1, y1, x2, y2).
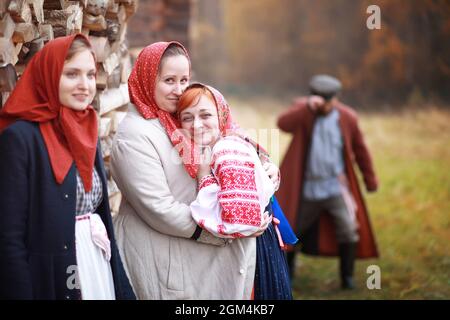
(181, 83, 270, 164)
(0, 34, 98, 191)
(128, 41, 200, 178)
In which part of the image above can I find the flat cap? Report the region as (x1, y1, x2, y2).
(309, 74, 342, 100)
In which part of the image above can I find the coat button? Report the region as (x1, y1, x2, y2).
(64, 194, 69, 199)
(63, 245, 68, 250)
(65, 295, 70, 300)
(239, 268, 244, 274)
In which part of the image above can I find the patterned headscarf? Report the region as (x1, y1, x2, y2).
(179, 83, 270, 168)
(0, 34, 98, 191)
(127, 41, 200, 178)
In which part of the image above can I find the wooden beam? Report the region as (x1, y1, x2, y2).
(108, 192, 121, 216)
(106, 19, 119, 41)
(43, 9, 69, 37)
(99, 117, 111, 137)
(107, 65, 120, 88)
(28, 0, 44, 24)
(38, 23, 54, 42)
(42, 0, 63, 10)
(42, 0, 74, 10)
(17, 37, 43, 64)
(1, 92, 11, 108)
(0, 37, 18, 65)
(123, 1, 136, 20)
(0, 63, 17, 92)
(93, 83, 129, 115)
(14, 42, 23, 57)
(88, 35, 110, 62)
(107, 177, 119, 195)
(96, 63, 107, 90)
(89, 19, 119, 42)
(116, 4, 127, 24)
(0, 13, 15, 39)
(12, 22, 37, 43)
(65, 3, 83, 34)
(43, 3, 82, 37)
(13, 62, 26, 76)
(102, 110, 126, 133)
(8, 0, 32, 24)
(82, 12, 107, 31)
(100, 135, 112, 157)
(103, 51, 119, 75)
(17, 42, 28, 60)
(120, 53, 131, 83)
(0, 1, 13, 18)
(105, 0, 119, 19)
(85, 0, 108, 16)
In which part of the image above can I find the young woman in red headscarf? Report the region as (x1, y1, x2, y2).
(177, 83, 296, 300)
(110, 42, 281, 299)
(0, 34, 135, 300)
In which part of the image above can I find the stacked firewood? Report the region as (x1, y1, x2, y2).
(0, 0, 139, 215)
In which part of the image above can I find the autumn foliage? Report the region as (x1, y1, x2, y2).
(191, 0, 450, 107)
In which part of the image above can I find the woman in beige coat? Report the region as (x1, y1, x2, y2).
(110, 42, 275, 299)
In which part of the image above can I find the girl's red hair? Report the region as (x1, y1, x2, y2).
(177, 86, 215, 115)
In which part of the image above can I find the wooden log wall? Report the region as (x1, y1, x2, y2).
(0, 0, 139, 215)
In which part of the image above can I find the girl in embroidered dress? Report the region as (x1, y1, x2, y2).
(0, 35, 134, 300)
(177, 83, 296, 300)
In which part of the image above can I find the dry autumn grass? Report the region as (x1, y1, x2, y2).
(228, 95, 450, 300)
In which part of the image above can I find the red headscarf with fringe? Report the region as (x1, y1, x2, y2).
(0, 34, 98, 191)
(127, 41, 200, 178)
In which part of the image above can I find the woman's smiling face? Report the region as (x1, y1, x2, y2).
(58, 49, 96, 111)
(179, 94, 220, 147)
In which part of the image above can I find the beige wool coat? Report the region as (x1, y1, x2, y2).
(110, 105, 256, 300)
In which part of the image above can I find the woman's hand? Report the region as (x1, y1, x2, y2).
(263, 162, 280, 190)
(197, 146, 212, 180)
(250, 211, 272, 237)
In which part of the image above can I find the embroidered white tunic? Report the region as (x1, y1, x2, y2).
(190, 136, 275, 238)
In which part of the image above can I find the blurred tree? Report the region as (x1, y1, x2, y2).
(190, 0, 450, 107)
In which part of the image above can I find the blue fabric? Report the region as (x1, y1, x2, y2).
(271, 196, 298, 245)
(0, 121, 135, 300)
(254, 202, 293, 300)
(303, 108, 344, 200)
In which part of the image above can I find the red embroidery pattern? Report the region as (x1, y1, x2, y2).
(220, 201, 261, 226)
(217, 224, 226, 234)
(198, 175, 218, 190)
(216, 164, 256, 192)
(213, 159, 254, 175)
(214, 150, 261, 226)
(217, 224, 246, 238)
(212, 149, 251, 163)
(219, 192, 259, 201)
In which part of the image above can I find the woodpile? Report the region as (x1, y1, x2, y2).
(0, 0, 139, 215)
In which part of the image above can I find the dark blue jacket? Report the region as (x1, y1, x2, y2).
(0, 120, 135, 300)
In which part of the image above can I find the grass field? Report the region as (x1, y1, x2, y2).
(228, 96, 450, 300)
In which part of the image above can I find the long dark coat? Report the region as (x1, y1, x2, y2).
(276, 98, 379, 258)
(0, 120, 135, 299)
